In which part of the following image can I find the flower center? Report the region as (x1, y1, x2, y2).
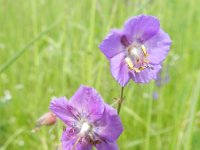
(125, 44, 152, 72)
(72, 121, 101, 149)
(129, 47, 143, 62)
(80, 122, 91, 135)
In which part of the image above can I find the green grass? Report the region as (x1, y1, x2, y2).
(0, 0, 200, 149)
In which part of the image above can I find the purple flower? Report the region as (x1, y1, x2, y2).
(50, 85, 123, 150)
(99, 15, 171, 86)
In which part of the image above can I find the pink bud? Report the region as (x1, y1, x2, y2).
(36, 111, 57, 127)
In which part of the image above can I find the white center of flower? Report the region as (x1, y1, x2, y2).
(80, 122, 91, 135)
(129, 47, 142, 61)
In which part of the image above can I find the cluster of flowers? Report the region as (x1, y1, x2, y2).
(38, 15, 171, 150)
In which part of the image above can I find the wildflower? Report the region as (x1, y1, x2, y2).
(99, 15, 171, 86)
(50, 85, 123, 150)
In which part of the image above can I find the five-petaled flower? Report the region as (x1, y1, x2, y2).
(50, 85, 123, 150)
(99, 15, 172, 86)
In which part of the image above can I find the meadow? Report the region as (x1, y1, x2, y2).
(0, 0, 200, 149)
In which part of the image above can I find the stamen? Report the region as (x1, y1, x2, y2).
(144, 59, 150, 63)
(72, 136, 82, 150)
(139, 66, 146, 71)
(141, 45, 148, 57)
(125, 57, 141, 72)
(125, 57, 134, 70)
(133, 67, 140, 73)
(146, 65, 154, 70)
(125, 45, 152, 73)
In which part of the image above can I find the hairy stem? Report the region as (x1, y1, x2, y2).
(117, 87, 125, 114)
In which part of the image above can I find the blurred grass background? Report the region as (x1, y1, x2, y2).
(0, 0, 200, 149)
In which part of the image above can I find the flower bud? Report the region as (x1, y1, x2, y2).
(36, 111, 57, 127)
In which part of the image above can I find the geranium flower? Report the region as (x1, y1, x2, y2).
(99, 15, 171, 86)
(50, 85, 123, 150)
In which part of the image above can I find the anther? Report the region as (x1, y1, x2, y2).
(139, 66, 146, 71)
(141, 45, 148, 57)
(144, 59, 150, 63)
(125, 57, 134, 70)
(148, 66, 154, 70)
(145, 65, 154, 70)
(133, 67, 140, 73)
(125, 57, 142, 73)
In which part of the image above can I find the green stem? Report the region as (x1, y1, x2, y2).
(185, 71, 200, 150)
(145, 97, 153, 150)
(117, 86, 124, 114)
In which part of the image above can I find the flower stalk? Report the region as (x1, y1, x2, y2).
(117, 86, 125, 114)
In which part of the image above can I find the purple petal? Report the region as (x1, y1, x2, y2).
(96, 142, 118, 150)
(69, 85, 104, 122)
(131, 64, 162, 83)
(94, 104, 123, 142)
(62, 130, 92, 150)
(49, 97, 79, 126)
(123, 15, 160, 43)
(145, 29, 172, 65)
(99, 29, 125, 59)
(110, 53, 131, 87)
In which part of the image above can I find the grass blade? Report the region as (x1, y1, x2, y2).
(0, 19, 61, 74)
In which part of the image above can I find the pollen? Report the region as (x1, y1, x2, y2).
(144, 59, 150, 63)
(133, 67, 141, 73)
(141, 45, 148, 57)
(125, 57, 134, 70)
(139, 66, 146, 71)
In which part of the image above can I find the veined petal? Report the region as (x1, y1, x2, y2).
(49, 97, 79, 126)
(96, 142, 118, 150)
(69, 85, 104, 122)
(99, 29, 125, 59)
(62, 130, 92, 150)
(110, 53, 131, 87)
(131, 64, 162, 83)
(145, 29, 172, 65)
(94, 104, 123, 142)
(123, 15, 160, 43)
